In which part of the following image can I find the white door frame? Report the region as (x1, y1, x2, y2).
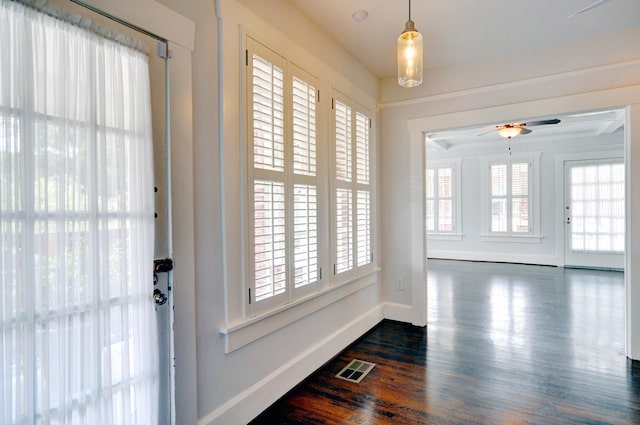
(409, 85, 640, 359)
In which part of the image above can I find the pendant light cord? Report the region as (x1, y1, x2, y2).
(408, 0, 412, 20)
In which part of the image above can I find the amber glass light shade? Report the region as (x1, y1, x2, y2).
(497, 126, 523, 139)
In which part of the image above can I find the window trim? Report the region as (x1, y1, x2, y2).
(480, 152, 541, 240)
(426, 158, 463, 240)
(220, 267, 379, 353)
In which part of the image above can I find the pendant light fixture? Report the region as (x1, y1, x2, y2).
(397, 0, 423, 87)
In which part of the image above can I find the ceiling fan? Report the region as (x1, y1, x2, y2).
(568, 0, 611, 18)
(480, 119, 562, 140)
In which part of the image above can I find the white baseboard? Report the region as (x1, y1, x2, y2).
(383, 302, 412, 323)
(427, 250, 559, 266)
(198, 304, 385, 425)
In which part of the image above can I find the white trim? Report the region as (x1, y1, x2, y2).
(427, 250, 558, 266)
(383, 302, 413, 323)
(220, 269, 380, 352)
(380, 59, 640, 109)
(201, 304, 385, 425)
(409, 127, 427, 326)
(428, 233, 464, 241)
(479, 234, 543, 243)
(626, 104, 640, 359)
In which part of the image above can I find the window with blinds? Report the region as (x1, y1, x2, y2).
(291, 72, 318, 290)
(254, 180, 286, 301)
(247, 38, 320, 312)
(355, 112, 371, 268)
(252, 55, 284, 172)
(426, 165, 455, 233)
(334, 96, 373, 276)
(490, 161, 531, 234)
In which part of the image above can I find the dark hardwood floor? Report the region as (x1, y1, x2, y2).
(250, 260, 640, 424)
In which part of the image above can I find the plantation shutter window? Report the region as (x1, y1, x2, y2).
(335, 101, 352, 183)
(293, 184, 318, 287)
(511, 162, 530, 233)
(491, 164, 508, 233)
(334, 99, 353, 274)
(292, 77, 317, 176)
(490, 161, 531, 234)
(252, 55, 284, 172)
(253, 180, 286, 301)
(333, 94, 373, 276)
(247, 38, 321, 313)
(249, 44, 287, 308)
(426, 165, 456, 233)
(355, 111, 372, 267)
(291, 72, 318, 289)
(356, 190, 371, 267)
(426, 169, 435, 231)
(335, 187, 353, 273)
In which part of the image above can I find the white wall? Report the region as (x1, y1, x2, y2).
(426, 134, 624, 266)
(154, 0, 383, 424)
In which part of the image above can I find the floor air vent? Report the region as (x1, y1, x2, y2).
(335, 359, 376, 383)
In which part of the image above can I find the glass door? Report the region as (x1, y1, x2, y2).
(564, 159, 625, 269)
(58, 1, 175, 422)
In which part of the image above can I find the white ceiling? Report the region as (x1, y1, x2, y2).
(425, 109, 625, 152)
(286, 0, 640, 79)
(282, 0, 637, 145)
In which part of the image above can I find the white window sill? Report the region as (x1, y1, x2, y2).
(480, 234, 543, 243)
(219, 267, 380, 353)
(427, 233, 464, 241)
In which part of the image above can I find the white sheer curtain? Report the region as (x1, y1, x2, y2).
(0, 1, 158, 424)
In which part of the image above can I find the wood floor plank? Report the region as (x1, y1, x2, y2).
(250, 260, 640, 424)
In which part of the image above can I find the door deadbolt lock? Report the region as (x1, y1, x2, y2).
(153, 288, 168, 306)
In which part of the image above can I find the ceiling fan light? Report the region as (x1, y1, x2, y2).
(497, 126, 523, 139)
(397, 1, 423, 88)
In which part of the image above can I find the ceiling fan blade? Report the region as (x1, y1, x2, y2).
(526, 119, 561, 126)
(520, 128, 533, 135)
(568, 0, 611, 18)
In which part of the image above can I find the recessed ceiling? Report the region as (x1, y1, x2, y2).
(425, 109, 625, 152)
(286, 0, 640, 78)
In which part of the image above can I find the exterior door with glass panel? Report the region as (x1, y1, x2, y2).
(50, 1, 174, 422)
(564, 159, 624, 269)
